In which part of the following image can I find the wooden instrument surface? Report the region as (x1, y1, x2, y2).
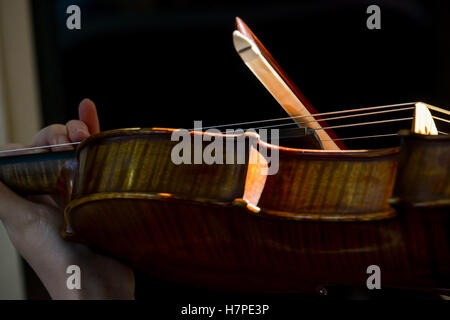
(55, 129, 447, 293)
(0, 127, 448, 294)
(66, 192, 449, 293)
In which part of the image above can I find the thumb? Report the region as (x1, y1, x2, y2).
(78, 98, 100, 135)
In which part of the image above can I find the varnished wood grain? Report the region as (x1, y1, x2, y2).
(65, 194, 449, 293)
(392, 131, 450, 207)
(0, 150, 75, 195)
(257, 145, 399, 221)
(0, 128, 448, 294)
(73, 129, 259, 204)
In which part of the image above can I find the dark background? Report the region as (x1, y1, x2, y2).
(25, 0, 450, 299)
(32, 0, 450, 150)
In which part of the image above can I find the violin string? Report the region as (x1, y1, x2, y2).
(0, 142, 80, 154)
(1, 127, 447, 155)
(426, 104, 450, 115)
(279, 130, 449, 141)
(1, 102, 447, 155)
(252, 106, 414, 130)
(256, 117, 414, 132)
(192, 102, 418, 130)
(313, 117, 414, 131)
(305, 133, 399, 142)
(433, 116, 450, 124)
(0, 133, 404, 155)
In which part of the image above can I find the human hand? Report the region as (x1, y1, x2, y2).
(0, 99, 135, 299)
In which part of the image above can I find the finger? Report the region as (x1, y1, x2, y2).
(66, 120, 90, 142)
(31, 124, 67, 146)
(78, 98, 100, 135)
(30, 124, 73, 152)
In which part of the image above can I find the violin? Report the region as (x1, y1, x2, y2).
(0, 18, 449, 295)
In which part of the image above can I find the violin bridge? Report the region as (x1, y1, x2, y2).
(412, 102, 438, 135)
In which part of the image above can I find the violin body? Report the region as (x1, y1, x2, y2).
(0, 128, 449, 294)
(70, 200, 447, 293)
(257, 145, 399, 221)
(392, 131, 450, 207)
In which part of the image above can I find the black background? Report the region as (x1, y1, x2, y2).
(32, 0, 450, 150)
